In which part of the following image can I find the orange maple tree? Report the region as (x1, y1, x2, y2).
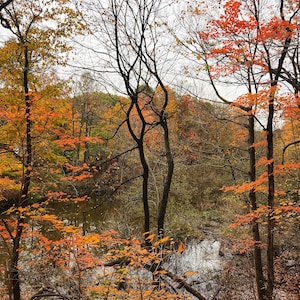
(178, 0, 300, 299)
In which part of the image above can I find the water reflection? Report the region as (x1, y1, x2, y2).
(47, 197, 117, 235)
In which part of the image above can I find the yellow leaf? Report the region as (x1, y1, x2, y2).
(146, 233, 155, 243)
(5, 207, 16, 215)
(154, 269, 167, 275)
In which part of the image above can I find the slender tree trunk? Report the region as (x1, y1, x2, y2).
(263, 24, 292, 297)
(125, 98, 151, 241)
(138, 140, 150, 235)
(157, 118, 174, 237)
(10, 221, 23, 300)
(9, 44, 32, 300)
(266, 99, 275, 299)
(22, 45, 32, 204)
(84, 121, 90, 163)
(248, 116, 267, 300)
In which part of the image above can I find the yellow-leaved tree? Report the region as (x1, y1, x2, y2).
(0, 1, 85, 298)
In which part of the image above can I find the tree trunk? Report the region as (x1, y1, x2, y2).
(138, 140, 150, 235)
(266, 99, 275, 299)
(10, 222, 23, 300)
(125, 98, 151, 241)
(22, 45, 32, 203)
(157, 118, 174, 237)
(9, 44, 32, 300)
(248, 116, 267, 300)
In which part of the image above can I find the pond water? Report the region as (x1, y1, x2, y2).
(49, 201, 226, 298)
(48, 197, 117, 234)
(0, 199, 227, 299)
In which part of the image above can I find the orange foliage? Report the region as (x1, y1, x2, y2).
(222, 171, 269, 194)
(55, 136, 103, 150)
(230, 204, 300, 231)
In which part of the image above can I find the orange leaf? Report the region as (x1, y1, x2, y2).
(177, 241, 186, 254)
(184, 271, 198, 277)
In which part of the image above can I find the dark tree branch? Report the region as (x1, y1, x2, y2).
(282, 140, 300, 164)
(0, 0, 13, 10)
(0, 143, 23, 163)
(0, 0, 13, 28)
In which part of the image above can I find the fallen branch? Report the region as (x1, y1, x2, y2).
(104, 256, 207, 300)
(145, 263, 207, 300)
(30, 287, 71, 300)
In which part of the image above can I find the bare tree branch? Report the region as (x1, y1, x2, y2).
(282, 140, 300, 164)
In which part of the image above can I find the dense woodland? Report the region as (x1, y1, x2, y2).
(0, 0, 299, 299)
